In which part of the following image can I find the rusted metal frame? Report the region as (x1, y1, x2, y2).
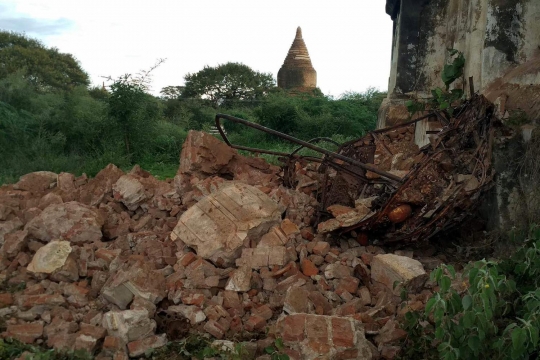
(371, 148, 455, 226)
(215, 114, 404, 183)
(433, 110, 450, 127)
(386, 192, 462, 243)
(289, 137, 340, 158)
(371, 112, 436, 134)
(371, 132, 393, 156)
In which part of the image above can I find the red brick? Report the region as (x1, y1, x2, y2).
(280, 314, 306, 342)
(300, 259, 319, 276)
(335, 348, 359, 359)
(181, 292, 205, 306)
(307, 340, 332, 354)
(284, 349, 302, 360)
(79, 323, 107, 339)
(245, 315, 266, 332)
(336, 277, 360, 294)
(300, 228, 314, 241)
(0, 293, 14, 307)
(103, 335, 125, 353)
(331, 318, 355, 348)
(7, 323, 43, 343)
(306, 315, 329, 341)
(17, 294, 65, 310)
(47, 333, 76, 351)
(204, 320, 226, 339)
(180, 252, 197, 267)
(127, 334, 167, 357)
(312, 242, 330, 256)
(361, 253, 373, 266)
(280, 219, 299, 236)
(252, 304, 273, 320)
(95, 248, 120, 265)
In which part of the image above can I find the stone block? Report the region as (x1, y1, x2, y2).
(371, 254, 427, 294)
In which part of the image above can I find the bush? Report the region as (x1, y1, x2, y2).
(401, 226, 540, 360)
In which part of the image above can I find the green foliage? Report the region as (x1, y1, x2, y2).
(108, 75, 160, 161)
(0, 31, 383, 186)
(151, 334, 254, 360)
(442, 49, 466, 90)
(264, 338, 290, 360)
(0, 338, 92, 360)
(0, 31, 89, 92)
(255, 88, 382, 141)
(401, 226, 540, 360)
(406, 49, 466, 118)
(183, 62, 276, 107)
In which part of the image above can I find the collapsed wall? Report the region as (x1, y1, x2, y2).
(381, 0, 540, 232)
(0, 131, 448, 360)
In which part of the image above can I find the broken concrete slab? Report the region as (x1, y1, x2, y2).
(27, 240, 72, 274)
(25, 201, 104, 244)
(171, 182, 284, 266)
(371, 254, 427, 294)
(102, 309, 156, 343)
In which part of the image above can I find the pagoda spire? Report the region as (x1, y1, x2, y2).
(277, 26, 317, 90)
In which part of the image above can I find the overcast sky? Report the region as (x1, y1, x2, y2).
(0, 0, 393, 97)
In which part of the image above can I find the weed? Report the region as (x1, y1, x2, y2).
(400, 225, 540, 360)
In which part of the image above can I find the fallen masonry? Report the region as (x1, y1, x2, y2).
(0, 97, 501, 359)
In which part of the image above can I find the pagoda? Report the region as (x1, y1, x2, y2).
(277, 27, 317, 90)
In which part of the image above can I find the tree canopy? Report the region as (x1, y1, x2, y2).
(0, 31, 89, 92)
(182, 62, 275, 107)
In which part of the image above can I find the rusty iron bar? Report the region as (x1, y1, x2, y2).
(215, 114, 404, 183)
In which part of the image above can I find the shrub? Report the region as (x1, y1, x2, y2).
(401, 226, 540, 360)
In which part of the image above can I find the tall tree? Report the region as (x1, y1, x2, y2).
(0, 31, 89, 92)
(182, 62, 275, 107)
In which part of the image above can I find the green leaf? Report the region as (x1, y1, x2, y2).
(446, 265, 456, 278)
(468, 335, 480, 353)
(277, 354, 290, 360)
(440, 276, 451, 292)
(275, 338, 284, 350)
(434, 307, 445, 323)
(462, 295, 472, 310)
(512, 328, 527, 350)
(265, 346, 275, 354)
(462, 311, 475, 328)
(425, 297, 437, 314)
(440, 101, 450, 110)
(469, 267, 479, 286)
(530, 326, 539, 347)
(435, 326, 445, 340)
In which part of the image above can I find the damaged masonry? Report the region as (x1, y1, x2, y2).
(0, 95, 500, 359)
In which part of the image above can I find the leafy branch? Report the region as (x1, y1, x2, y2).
(406, 49, 466, 118)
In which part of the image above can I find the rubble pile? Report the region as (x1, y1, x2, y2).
(0, 96, 497, 359)
(312, 95, 497, 242)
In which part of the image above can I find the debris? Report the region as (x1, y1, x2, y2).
(275, 314, 372, 360)
(371, 254, 427, 294)
(27, 240, 72, 274)
(171, 182, 284, 266)
(25, 202, 104, 244)
(215, 94, 497, 244)
(0, 94, 501, 358)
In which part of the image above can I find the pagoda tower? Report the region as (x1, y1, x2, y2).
(277, 27, 317, 90)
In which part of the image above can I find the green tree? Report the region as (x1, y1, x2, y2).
(0, 31, 89, 92)
(160, 85, 184, 99)
(108, 75, 163, 162)
(182, 62, 275, 107)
